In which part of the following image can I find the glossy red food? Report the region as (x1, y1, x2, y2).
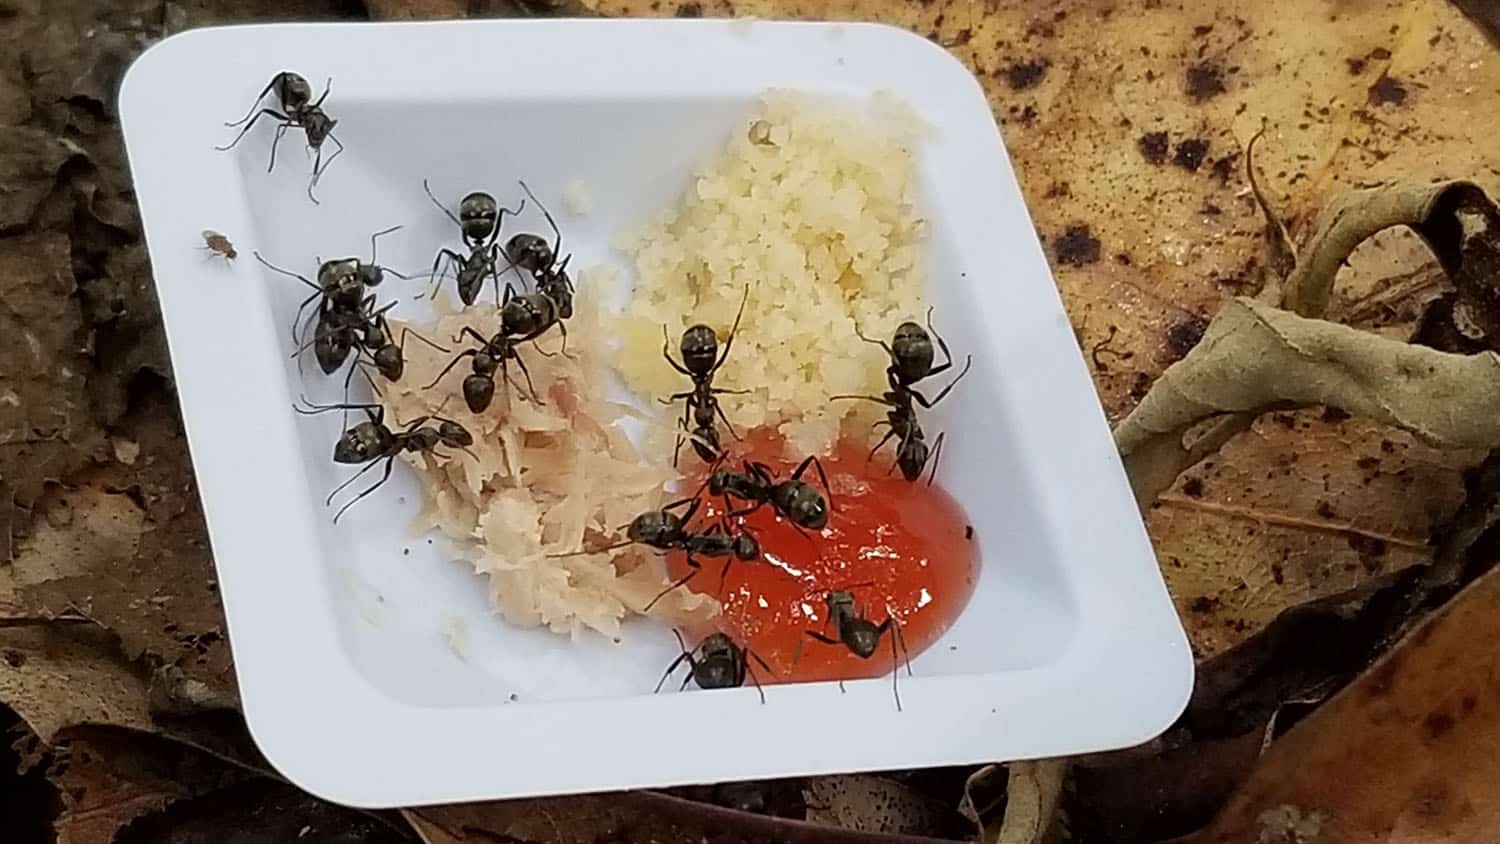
(667, 428, 979, 683)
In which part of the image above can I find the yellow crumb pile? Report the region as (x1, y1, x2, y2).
(612, 92, 930, 457)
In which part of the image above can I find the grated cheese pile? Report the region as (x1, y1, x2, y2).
(612, 92, 931, 457)
(382, 289, 718, 639)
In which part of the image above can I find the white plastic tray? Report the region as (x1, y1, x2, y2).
(120, 19, 1191, 807)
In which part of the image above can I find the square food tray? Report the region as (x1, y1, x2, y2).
(120, 19, 1192, 807)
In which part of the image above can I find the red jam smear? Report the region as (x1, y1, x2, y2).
(667, 428, 979, 683)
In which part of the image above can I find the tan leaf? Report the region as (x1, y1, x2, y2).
(0, 626, 151, 743)
(802, 774, 960, 837)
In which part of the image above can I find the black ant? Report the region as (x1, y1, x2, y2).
(803, 588, 912, 711)
(661, 287, 751, 466)
(256, 226, 409, 375)
(217, 71, 343, 203)
(422, 180, 525, 306)
(294, 400, 475, 523)
(833, 309, 973, 484)
(506, 181, 574, 320)
(656, 630, 773, 704)
(424, 325, 539, 412)
(343, 297, 445, 391)
(550, 497, 760, 612)
(701, 455, 833, 534)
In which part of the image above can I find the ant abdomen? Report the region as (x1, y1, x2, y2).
(462, 374, 494, 413)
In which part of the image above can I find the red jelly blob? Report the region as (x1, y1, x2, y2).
(667, 428, 979, 683)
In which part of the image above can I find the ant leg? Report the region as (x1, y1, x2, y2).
(289, 290, 321, 347)
(422, 178, 463, 228)
(712, 400, 742, 443)
(216, 109, 288, 152)
(223, 76, 281, 127)
(311, 77, 332, 108)
(661, 325, 691, 376)
(830, 393, 894, 406)
(254, 252, 320, 291)
(711, 387, 752, 395)
(322, 454, 390, 507)
(657, 392, 694, 405)
(643, 555, 701, 613)
(421, 349, 477, 390)
(852, 325, 895, 359)
(712, 285, 752, 371)
(509, 350, 543, 404)
(923, 306, 958, 377)
(874, 618, 903, 712)
(866, 428, 899, 462)
(925, 432, 946, 487)
(790, 455, 835, 510)
(266, 120, 293, 172)
(908, 355, 974, 409)
(331, 456, 397, 523)
(517, 180, 563, 271)
(555, 320, 576, 360)
(427, 249, 464, 300)
(397, 326, 449, 355)
(661, 496, 700, 520)
(306, 134, 343, 205)
(745, 648, 772, 704)
(671, 400, 691, 468)
(804, 630, 840, 647)
(368, 225, 402, 266)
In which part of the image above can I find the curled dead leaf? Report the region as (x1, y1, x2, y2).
(1118, 298, 1500, 505)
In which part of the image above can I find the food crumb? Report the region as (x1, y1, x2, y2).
(561, 179, 593, 216)
(440, 615, 469, 660)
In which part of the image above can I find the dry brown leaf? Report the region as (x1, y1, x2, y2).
(22, 394, 236, 712)
(117, 780, 410, 844)
(0, 126, 77, 232)
(1195, 554, 1500, 842)
(0, 625, 152, 743)
(48, 726, 249, 844)
(364, 0, 468, 19)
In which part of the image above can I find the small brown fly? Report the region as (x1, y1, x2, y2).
(201, 230, 237, 262)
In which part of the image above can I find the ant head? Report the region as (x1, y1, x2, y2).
(357, 263, 385, 288)
(506, 233, 552, 273)
(781, 482, 828, 530)
(707, 466, 734, 495)
(693, 644, 740, 689)
(334, 422, 385, 464)
(372, 344, 403, 381)
(680, 324, 719, 374)
(733, 533, 760, 561)
(500, 294, 548, 337)
(302, 112, 336, 147)
(628, 510, 681, 546)
(891, 321, 935, 382)
(844, 619, 883, 659)
(437, 420, 473, 449)
(462, 374, 494, 413)
(277, 72, 313, 108)
(459, 192, 499, 242)
(896, 435, 929, 482)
